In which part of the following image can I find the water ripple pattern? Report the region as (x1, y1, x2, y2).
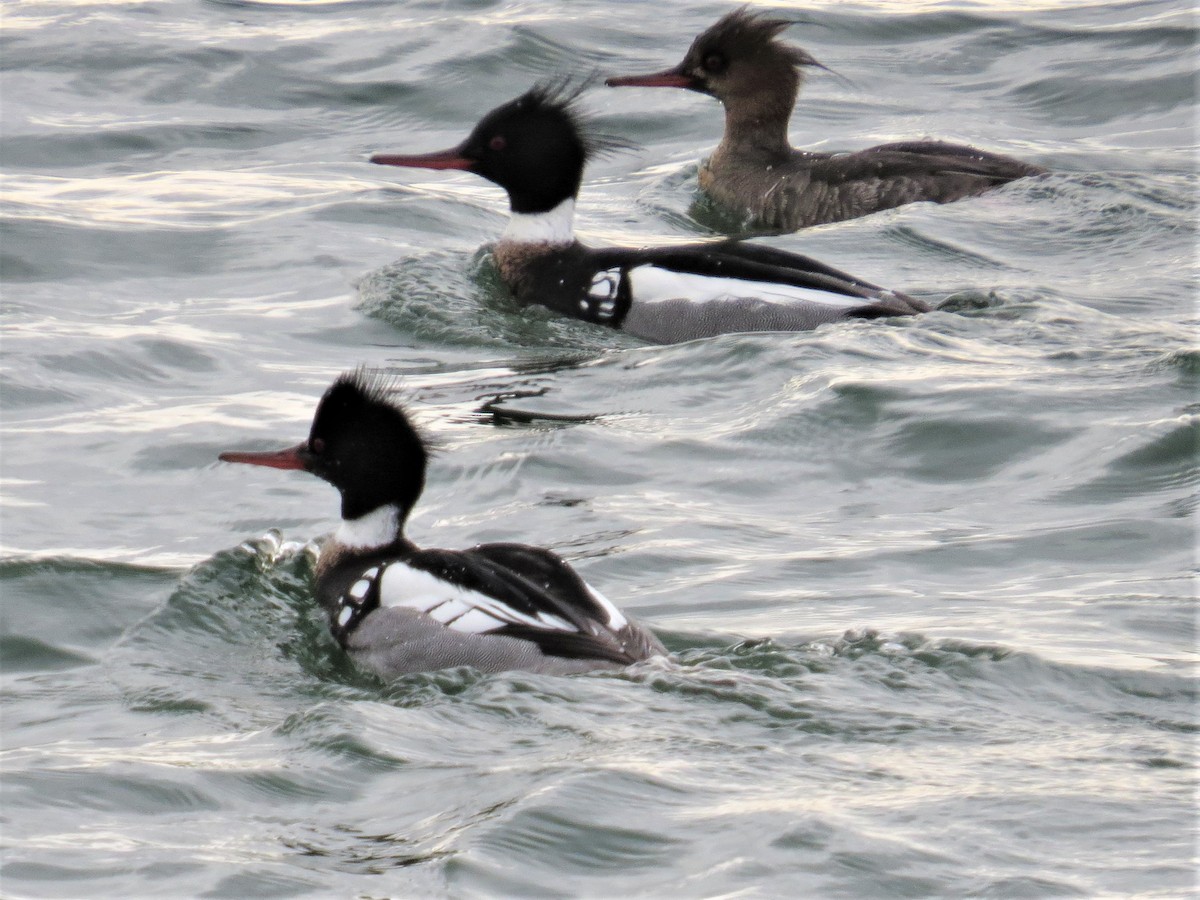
(2, 1, 1195, 897)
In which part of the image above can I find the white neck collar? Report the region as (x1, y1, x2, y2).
(334, 504, 401, 552)
(500, 198, 576, 245)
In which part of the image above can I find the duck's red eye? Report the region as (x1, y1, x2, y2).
(489, 135, 507, 151)
(311, 438, 326, 454)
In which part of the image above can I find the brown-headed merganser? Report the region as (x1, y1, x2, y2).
(219, 371, 665, 677)
(369, 80, 928, 345)
(606, 8, 1046, 232)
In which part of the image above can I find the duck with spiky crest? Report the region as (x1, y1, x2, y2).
(220, 371, 665, 677)
(606, 8, 1046, 232)
(370, 80, 928, 344)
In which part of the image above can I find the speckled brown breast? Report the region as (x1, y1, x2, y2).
(491, 241, 549, 296)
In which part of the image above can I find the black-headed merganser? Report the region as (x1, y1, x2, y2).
(370, 80, 928, 344)
(605, 8, 1046, 232)
(219, 371, 665, 677)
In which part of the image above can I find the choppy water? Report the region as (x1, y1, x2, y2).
(2, 1, 1196, 896)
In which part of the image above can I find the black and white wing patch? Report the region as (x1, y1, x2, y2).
(575, 267, 632, 327)
(467, 543, 628, 631)
(330, 564, 386, 645)
(378, 559, 576, 634)
(330, 547, 635, 664)
(586, 241, 927, 317)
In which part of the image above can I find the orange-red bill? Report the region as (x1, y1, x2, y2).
(605, 70, 695, 89)
(218, 443, 308, 470)
(369, 148, 474, 170)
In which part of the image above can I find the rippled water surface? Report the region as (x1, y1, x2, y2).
(2, 1, 1196, 896)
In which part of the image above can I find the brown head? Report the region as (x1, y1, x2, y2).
(606, 7, 824, 121)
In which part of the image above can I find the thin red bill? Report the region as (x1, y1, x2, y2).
(605, 70, 695, 89)
(369, 147, 474, 170)
(218, 443, 308, 470)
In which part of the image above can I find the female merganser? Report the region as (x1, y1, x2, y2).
(219, 371, 665, 677)
(370, 80, 928, 345)
(606, 8, 1046, 232)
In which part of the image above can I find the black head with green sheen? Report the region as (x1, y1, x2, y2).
(371, 80, 627, 214)
(219, 371, 427, 522)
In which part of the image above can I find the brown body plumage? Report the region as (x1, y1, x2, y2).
(608, 8, 1046, 232)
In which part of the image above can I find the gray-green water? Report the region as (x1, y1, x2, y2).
(2, 1, 1196, 897)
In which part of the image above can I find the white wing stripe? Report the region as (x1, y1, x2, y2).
(586, 585, 627, 630)
(455, 591, 574, 632)
(627, 265, 864, 309)
(378, 563, 580, 635)
(427, 598, 471, 625)
(451, 609, 508, 634)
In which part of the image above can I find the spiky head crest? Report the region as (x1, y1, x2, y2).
(457, 78, 631, 213)
(679, 7, 824, 105)
(308, 369, 428, 521)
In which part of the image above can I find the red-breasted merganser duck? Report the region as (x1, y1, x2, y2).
(605, 8, 1046, 232)
(219, 371, 665, 677)
(369, 80, 928, 344)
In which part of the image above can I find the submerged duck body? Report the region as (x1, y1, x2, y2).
(606, 8, 1046, 232)
(371, 81, 928, 344)
(220, 372, 665, 678)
